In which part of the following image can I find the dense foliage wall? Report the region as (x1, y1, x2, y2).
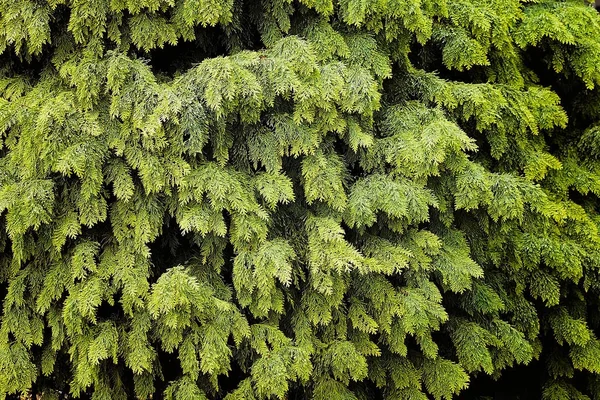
(1, 0, 600, 399)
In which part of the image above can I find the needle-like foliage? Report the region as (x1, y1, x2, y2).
(1, 0, 600, 399)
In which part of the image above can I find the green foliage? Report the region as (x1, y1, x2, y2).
(1, 0, 600, 398)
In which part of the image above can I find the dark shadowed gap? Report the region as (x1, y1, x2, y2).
(461, 360, 544, 399)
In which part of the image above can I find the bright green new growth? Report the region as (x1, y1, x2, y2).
(1, 0, 600, 399)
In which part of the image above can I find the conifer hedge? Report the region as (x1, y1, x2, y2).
(2, 0, 600, 398)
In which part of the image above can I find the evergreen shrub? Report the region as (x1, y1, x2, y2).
(1, 0, 600, 398)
